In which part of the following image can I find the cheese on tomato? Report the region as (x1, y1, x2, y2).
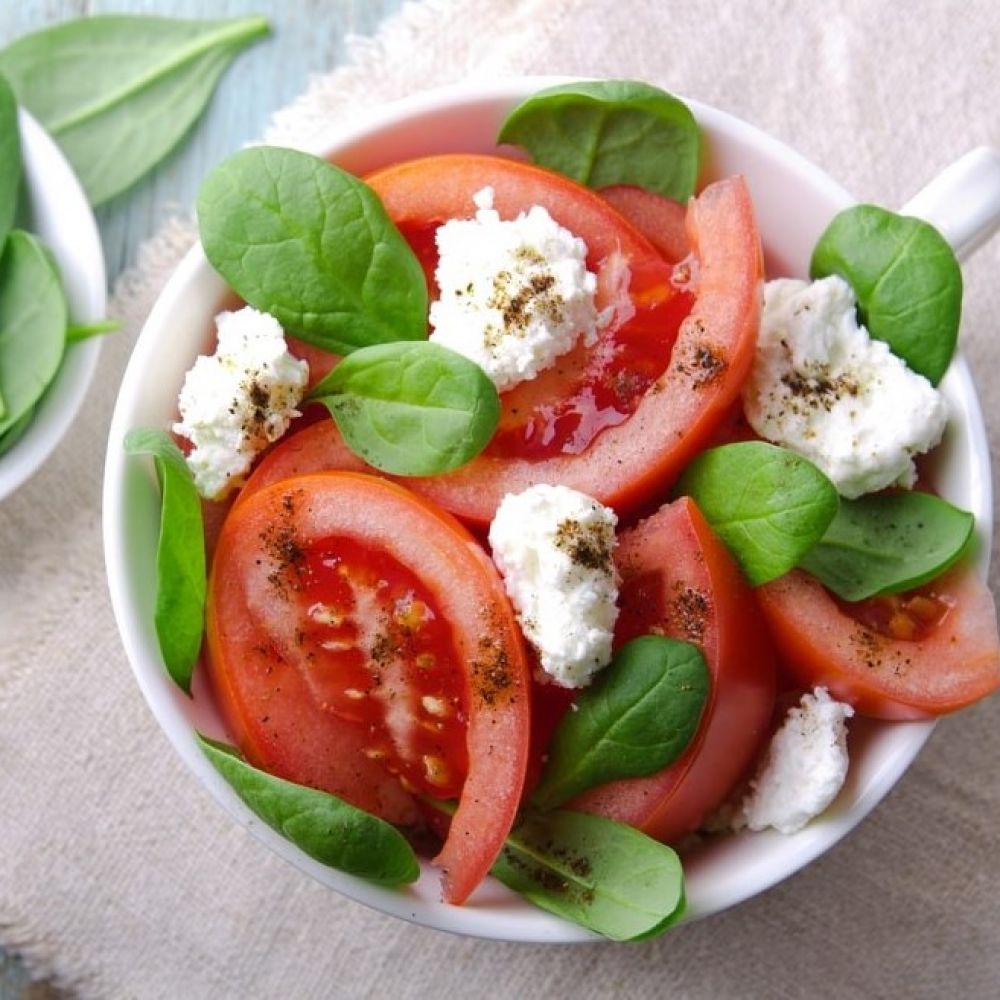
(737, 686, 853, 834)
(429, 186, 607, 391)
(743, 276, 947, 499)
(174, 306, 309, 500)
(488, 484, 618, 688)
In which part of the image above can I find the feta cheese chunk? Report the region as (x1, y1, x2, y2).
(429, 186, 605, 391)
(743, 276, 948, 498)
(489, 484, 619, 688)
(738, 687, 854, 835)
(173, 306, 309, 499)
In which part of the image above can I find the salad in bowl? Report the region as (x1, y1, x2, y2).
(103, 77, 1000, 942)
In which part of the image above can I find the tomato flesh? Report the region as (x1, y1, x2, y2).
(207, 471, 531, 903)
(569, 497, 776, 843)
(757, 565, 1000, 719)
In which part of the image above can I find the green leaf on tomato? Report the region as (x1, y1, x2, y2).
(810, 204, 961, 385)
(677, 441, 839, 586)
(492, 808, 685, 941)
(197, 735, 420, 887)
(497, 80, 701, 201)
(531, 636, 709, 811)
(798, 490, 974, 601)
(123, 427, 205, 694)
(310, 341, 501, 476)
(197, 145, 428, 356)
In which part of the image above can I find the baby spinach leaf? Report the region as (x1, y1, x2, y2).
(0, 15, 270, 206)
(0, 405, 33, 457)
(197, 735, 420, 887)
(497, 80, 701, 201)
(0, 231, 66, 437)
(810, 205, 961, 384)
(677, 441, 839, 586)
(66, 319, 121, 343)
(310, 341, 500, 475)
(492, 808, 685, 941)
(531, 636, 709, 811)
(123, 428, 205, 694)
(798, 490, 974, 601)
(198, 146, 427, 355)
(0, 73, 20, 249)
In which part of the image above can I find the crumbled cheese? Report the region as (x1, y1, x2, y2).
(173, 306, 309, 499)
(743, 276, 948, 498)
(428, 186, 606, 391)
(488, 483, 619, 688)
(738, 687, 854, 835)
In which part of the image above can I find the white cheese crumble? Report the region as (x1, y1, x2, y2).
(743, 275, 948, 498)
(737, 687, 854, 835)
(173, 306, 309, 500)
(488, 484, 619, 688)
(428, 186, 606, 391)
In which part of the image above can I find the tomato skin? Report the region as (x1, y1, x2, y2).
(570, 496, 777, 842)
(756, 565, 1000, 720)
(207, 471, 531, 903)
(242, 160, 763, 528)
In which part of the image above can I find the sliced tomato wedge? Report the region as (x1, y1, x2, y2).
(756, 565, 1000, 720)
(206, 471, 531, 903)
(358, 155, 762, 526)
(598, 184, 690, 264)
(568, 496, 776, 842)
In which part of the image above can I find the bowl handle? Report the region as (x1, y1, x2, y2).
(901, 146, 1000, 259)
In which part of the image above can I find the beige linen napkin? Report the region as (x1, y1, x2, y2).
(3, 1, 1000, 997)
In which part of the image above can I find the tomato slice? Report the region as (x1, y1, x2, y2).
(358, 155, 762, 526)
(206, 471, 531, 903)
(598, 184, 690, 264)
(569, 496, 776, 842)
(756, 565, 1000, 720)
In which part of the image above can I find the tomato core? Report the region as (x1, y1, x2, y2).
(293, 534, 469, 799)
(836, 586, 956, 643)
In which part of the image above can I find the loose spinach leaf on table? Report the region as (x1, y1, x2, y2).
(198, 145, 428, 356)
(811, 205, 961, 384)
(310, 341, 500, 475)
(123, 427, 206, 694)
(798, 490, 974, 601)
(198, 735, 420, 887)
(531, 636, 709, 811)
(0, 231, 66, 436)
(0, 15, 270, 206)
(677, 441, 839, 586)
(0, 73, 20, 250)
(498, 80, 701, 201)
(492, 808, 686, 941)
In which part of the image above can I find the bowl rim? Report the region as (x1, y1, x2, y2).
(0, 109, 106, 502)
(102, 75, 991, 943)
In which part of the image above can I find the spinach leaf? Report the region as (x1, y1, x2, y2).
(0, 231, 66, 437)
(498, 80, 701, 201)
(677, 441, 839, 586)
(531, 636, 709, 811)
(198, 146, 427, 355)
(123, 428, 206, 694)
(0, 405, 34, 457)
(810, 205, 961, 384)
(798, 490, 974, 601)
(197, 735, 419, 887)
(492, 808, 685, 941)
(66, 319, 121, 343)
(0, 73, 20, 249)
(0, 15, 270, 206)
(310, 341, 500, 475)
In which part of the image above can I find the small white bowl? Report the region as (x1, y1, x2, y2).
(103, 78, 993, 942)
(0, 110, 107, 501)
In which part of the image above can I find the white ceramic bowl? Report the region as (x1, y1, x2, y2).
(103, 78, 993, 942)
(0, 110, 106, 501)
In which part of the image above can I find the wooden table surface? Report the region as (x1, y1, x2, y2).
(0, 2, 403, 994)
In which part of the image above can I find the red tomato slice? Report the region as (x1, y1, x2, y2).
(356, 155, 762, 526)
(598, 184, 690, 264)
(206, 471, 531, 903)
(756, 565, 1000, 720)
(569, 496, 776, 843)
